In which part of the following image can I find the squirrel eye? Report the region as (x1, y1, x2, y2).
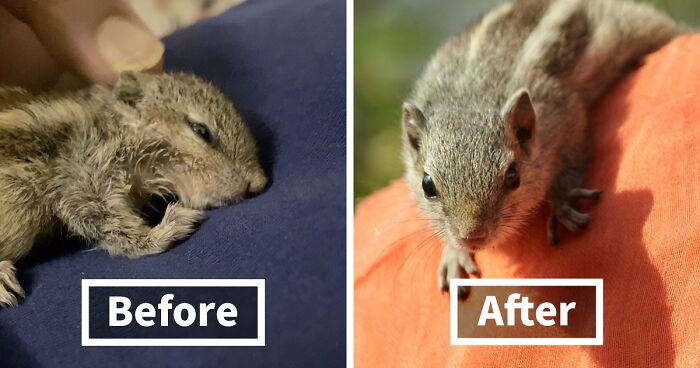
(505, 163, 520, 190)
(186, 117, 213, 144)
(422, 172, 438, 199)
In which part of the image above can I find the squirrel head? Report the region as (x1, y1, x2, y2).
(402, 88, 547, 250)
(112, 71, 267, 209)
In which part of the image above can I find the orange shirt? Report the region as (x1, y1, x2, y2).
(355, 34, 700, 367)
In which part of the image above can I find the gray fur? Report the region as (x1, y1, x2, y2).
(400, 0, 682, 298)
(0, 72, 267, 306)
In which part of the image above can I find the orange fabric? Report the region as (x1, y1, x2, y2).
(355, 34, 700, 367)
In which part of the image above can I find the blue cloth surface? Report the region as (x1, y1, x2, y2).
(0, 0, 346, 366)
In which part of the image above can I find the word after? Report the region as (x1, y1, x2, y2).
(477, 293, 575, 327)
(449, 279, 603, 345)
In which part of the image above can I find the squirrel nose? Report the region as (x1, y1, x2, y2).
(461, 229, 486, 241)
(244, 171, 268, 198)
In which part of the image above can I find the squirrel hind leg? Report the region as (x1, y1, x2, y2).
(0, 260, 25, 307)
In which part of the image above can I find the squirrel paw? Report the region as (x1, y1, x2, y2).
(0, 261, 24, 307)
(548, 188, 602, 245)
(106, 203, 206, 259)
(438, 247, 480, 301)
(144, 203, 206, 256)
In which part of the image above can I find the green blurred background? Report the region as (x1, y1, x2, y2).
(354, 0, 700, 202)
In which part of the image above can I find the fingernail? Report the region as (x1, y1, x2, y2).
(97, 16, 164, 73)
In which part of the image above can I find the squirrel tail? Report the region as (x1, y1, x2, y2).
(571, 0, 684, 105)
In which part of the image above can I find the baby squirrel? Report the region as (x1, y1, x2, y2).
(401, 0, 682, 299)
(0, 72, 267, 306)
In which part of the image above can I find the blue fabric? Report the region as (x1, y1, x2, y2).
(0, 0, 346, 366)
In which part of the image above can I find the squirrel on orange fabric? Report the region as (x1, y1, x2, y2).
(400, 0, 683, 298)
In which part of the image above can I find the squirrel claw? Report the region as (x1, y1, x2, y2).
(558, 204, 590, 232)
(568, 188, 602, 201)
(440, 280, 471, 301)
(548, 187, 601, 245)
(456, 285, 471, 301)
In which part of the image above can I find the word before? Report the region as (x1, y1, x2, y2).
(109, 294, 238, 327)
(478, 293, 576, 327)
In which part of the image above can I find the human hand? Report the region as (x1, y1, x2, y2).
(0, 0, 163, 90)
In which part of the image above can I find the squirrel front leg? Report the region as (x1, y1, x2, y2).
(545, 97, 601, 245)
(438, 245, 480, 300)
(547, 162, 602, 245)
(52, 170, 205, 258)
(539, 89, 602, 245)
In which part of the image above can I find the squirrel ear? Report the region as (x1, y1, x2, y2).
(113, 71, 144, 106)
(402, 102, 426, 152)
(501, 88, 536, 154)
